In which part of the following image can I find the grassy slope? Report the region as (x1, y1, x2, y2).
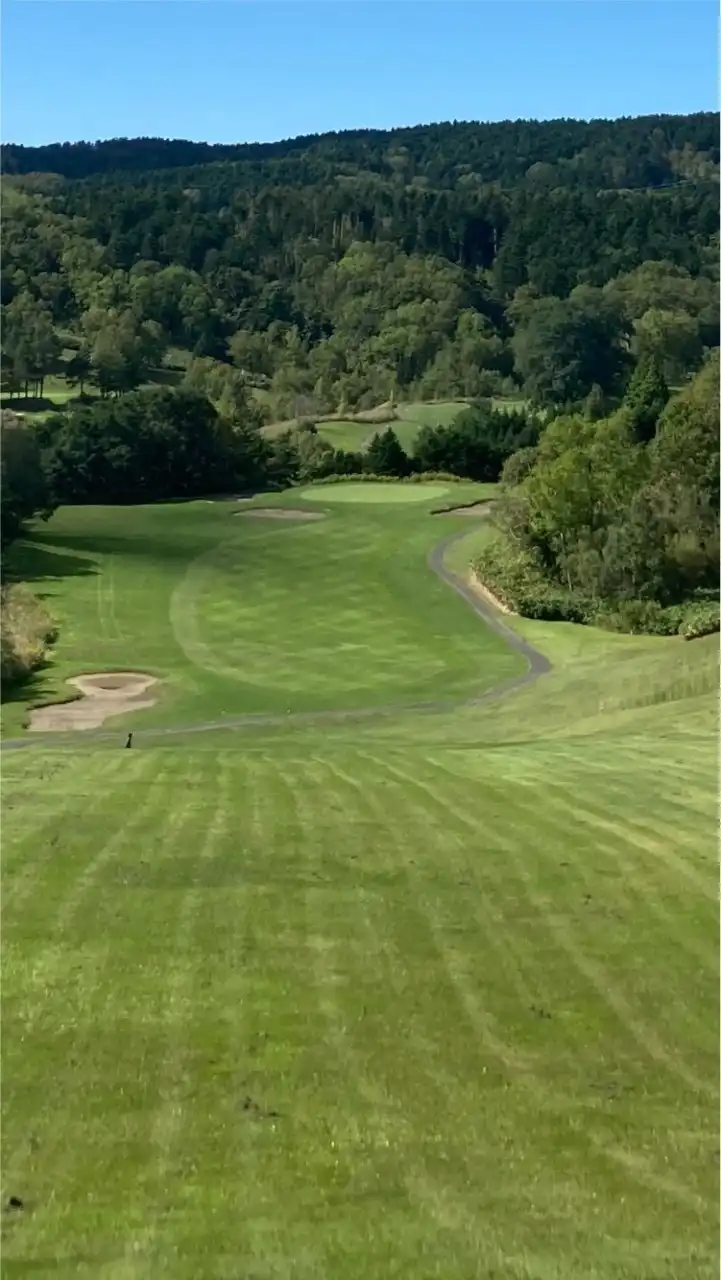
(311, 402, 471, 455)
(2, 491, 717, 1279)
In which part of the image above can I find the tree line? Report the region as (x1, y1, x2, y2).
(476, 353, 719, 639)
(1, 389, 542, 522)
(3, 113, 718, 187)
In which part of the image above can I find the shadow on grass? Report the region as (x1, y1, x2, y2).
(3, 541, 99, 585)
(27, 530, 217, 564)
(0, 659, 55, 708)
(1, 396, 67, 414)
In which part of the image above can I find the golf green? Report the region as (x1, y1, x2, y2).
(1, 491, 717, 1279)
(300, 481, 451, 503)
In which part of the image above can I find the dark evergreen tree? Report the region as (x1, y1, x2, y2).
(365, 428, 410, 477)
(623, 356, 670, 444)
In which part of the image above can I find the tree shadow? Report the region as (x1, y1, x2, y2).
(0, 658, 58, 707)
(3, 541, 98, 585)
(1, 396, 65, 414)
(28, 530, 208, 565)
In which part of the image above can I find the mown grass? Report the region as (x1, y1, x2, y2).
(0, 484, 514, 737)
(1, 487, 717, 1278)
(314, 419, 375, 451)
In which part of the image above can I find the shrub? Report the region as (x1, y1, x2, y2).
(472, 537, 593, 622)
(678, 602, 720, 641)
(594, 599, 719, 638)
(595, 599, 682, 635)
(0, 585, 58, 688)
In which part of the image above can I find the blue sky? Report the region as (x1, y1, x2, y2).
(2, 1, 718, 145)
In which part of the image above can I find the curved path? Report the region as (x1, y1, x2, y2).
(1, 528, 551, 752)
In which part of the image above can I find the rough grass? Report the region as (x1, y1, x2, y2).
(1, 490, 717, 1278)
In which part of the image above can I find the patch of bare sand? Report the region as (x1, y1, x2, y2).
(466, 571, 515, 616)
(435, 501, 494, 516)
(235, 508, 325, 521)
(29, 673, 159, 732)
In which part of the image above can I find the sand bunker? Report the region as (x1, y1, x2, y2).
(29, 672, 159, 733)
(236, 508, 325, 521)
(466, 571, 514, 615)
(435, 502, 494, 516)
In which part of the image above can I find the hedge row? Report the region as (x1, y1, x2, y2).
(472, 539, 594, 623)
(677, 603, 720, 641)
(472, 538, 720, 638)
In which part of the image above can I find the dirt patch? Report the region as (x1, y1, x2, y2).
(235, 508, 325, 521)
(29, 672, 159, 733)
(435, 501, 494, 517)
(201, 493, 261, 504)
(466, 570, 515, 616)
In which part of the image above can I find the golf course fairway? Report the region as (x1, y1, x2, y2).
(2, 485, 718, 1279)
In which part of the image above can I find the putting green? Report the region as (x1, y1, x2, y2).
(301, 482, 450, 504)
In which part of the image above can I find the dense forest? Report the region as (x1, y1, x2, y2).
(1, 111, 719, 674)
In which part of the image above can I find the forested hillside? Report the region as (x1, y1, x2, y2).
(3, 112, 719, 184)
(3, 112, 719, 412)
(1, 112, 718, 653)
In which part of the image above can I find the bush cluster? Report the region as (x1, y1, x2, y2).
(472, 539, 594, 623)
(474, 537, 721, 638)
(0, 585, 58, 687)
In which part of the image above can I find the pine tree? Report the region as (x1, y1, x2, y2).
(365, 428, 409, 477)
(624, 357, 669, 444)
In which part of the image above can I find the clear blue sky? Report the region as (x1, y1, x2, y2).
(2, 1, 718, 146)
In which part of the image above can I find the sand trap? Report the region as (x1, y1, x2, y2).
(236, 508, 325, 521)
(29, 672, 159, 732)
(467, 571, 515, 616)
(435, 502, 494, 517)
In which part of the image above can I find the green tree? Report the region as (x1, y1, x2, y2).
(1, 410, 54, 549)
(2, 296, 60, 396)
(632, 308, 703, 383)
(583, 383, 607, 421)
(365, 428, 410, 477)
(65, 348, 92, 396)
(651, 354, 719, 514)
(295, 430, 335, 481)
(512, 294, 630, 407)
(41, 388, 237, 504)
(623, 357, 669, 444)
